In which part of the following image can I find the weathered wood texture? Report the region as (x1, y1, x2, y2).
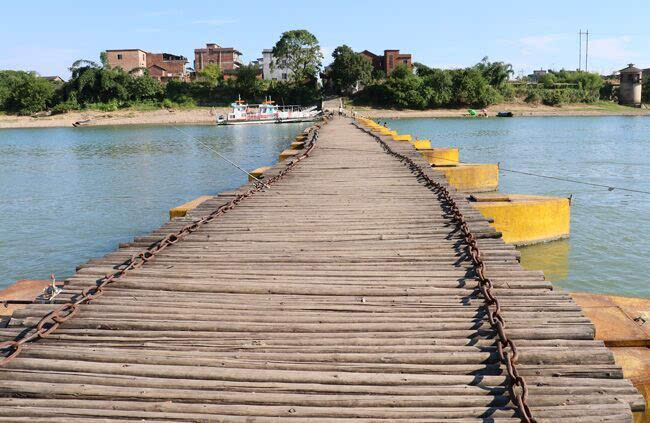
(0, 117, 643, 421)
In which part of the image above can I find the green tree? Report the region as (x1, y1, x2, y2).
(127, 71, 163, 101)
(272, 29, 323, 84)
(234, 64, 262, 100)
(379, 65, 430, 109)
(475, 57, 513, 87)
(63, 62, 130, 105)
(539, 73, 557, 89)
(0, 71, 55, 115)
(421, 68, 453, 107)
(451, 67, 501, 107)
(643, 76, 650, 103)
(100, 52, 109, 68)
(329, 45, 373, 93)
(197, 64, 223, 85)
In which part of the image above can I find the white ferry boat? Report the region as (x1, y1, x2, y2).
(217, 97, 321, 125)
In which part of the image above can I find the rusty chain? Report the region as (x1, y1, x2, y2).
(353, 121, 536, 423)
(0, 118, 330, 366)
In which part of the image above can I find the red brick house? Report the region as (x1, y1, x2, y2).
(146, 53, 188, 83)
(359, 49, 412, 76)
(193, 43, 242, 73)
(105, 49, 187, 82)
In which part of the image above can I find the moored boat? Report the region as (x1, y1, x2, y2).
(217, 97, 321, 125)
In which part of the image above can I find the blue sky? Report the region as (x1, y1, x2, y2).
(1, 0, 648, 79)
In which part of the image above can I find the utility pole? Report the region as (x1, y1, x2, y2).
(585, 30, 589, 72)
(578, 30, 582, 70)
(578, 29, 590, 72)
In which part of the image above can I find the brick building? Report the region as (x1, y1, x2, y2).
(105, 49, 187, 82)
(193, 43, 242, 74)
(359, 49, 412, 76)
(105, 49, 148, 75)
(146, 53, 188, 83)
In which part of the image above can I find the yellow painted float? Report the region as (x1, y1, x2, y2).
(290, 141, 305, 149)
(418, 147, 460, 166)
(392, 134, 413, 142)
(410, 139, 432, 150)
(469, 193, 570, 245)
(278, 149, 301, 161)
(249, 166, 272, 181)
(169, 196, 212, 219)
(434, 164, 499, 193)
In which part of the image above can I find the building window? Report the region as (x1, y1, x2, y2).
(403, 59, 408, 64)
(117, 54, 123, 60)
(282, 73, 287, 80)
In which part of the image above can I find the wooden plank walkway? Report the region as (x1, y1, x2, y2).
(0, 117, 643, 421)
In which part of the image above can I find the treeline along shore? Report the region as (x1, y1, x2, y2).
(1, 29, 649, 128)
(2, 102, 650, 129)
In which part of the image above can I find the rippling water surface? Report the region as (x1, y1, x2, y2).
(384, 116, 650, 297)
(0, 123, 309, 289)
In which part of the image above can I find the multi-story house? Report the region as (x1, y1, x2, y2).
(260, 49, 292, 81)
(105, 49, 187, 82)
(359, 49, 412, 76)
(194, 43, 242, 79)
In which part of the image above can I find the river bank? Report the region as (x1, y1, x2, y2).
(1, 101, 649, 129)
(352, 101, 650, 119)
(0, 107, 230, 129)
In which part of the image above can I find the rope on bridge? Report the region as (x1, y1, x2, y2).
(354, 121, 536, 423)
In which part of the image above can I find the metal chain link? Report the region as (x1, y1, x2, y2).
(354, 121, 536, 423)
(0, 118, 331, 366)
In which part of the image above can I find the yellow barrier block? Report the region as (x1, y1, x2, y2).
(249, 166, 272, 181)
(169, 195, 212, 220)
(279, 149, 300, 161)
(290, 141, 305, 150)
(418, 148, 459, 166)
(295, 134, 308, 141)
(392, 134, 412, 142)
(410, 140, 432, 150)
(435, 163, 498, 193)
(470, 193, 570, 245)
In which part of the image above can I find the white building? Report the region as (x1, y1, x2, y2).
(261, 49, 292, 81)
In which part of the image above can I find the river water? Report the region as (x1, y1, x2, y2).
(1, 117, 648, 297)
(384, 116, 650, 298)
(0, 123, 309, 289)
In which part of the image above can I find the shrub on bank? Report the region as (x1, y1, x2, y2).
(0, 71, 56, 115)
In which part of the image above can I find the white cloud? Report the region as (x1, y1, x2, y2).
(191, 19, 238, 26)
(588, 36, 639, 61)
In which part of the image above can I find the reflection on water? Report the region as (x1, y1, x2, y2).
(0, 123, 309, 289)
(519, 240, 570, 283)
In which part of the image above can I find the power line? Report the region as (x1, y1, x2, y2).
(411, 148, 650, 195)
(172, 126, 270, 189)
